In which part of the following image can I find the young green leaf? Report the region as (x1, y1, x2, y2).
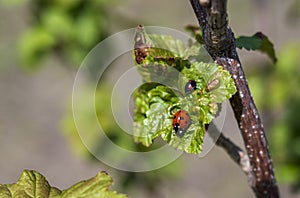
(133, 84, 179, 146)
(133, 25, 211, 86)
(132, 25, 236, 154)
(133, 62, 236, 154)
(181, 62, 237, 103)
(0, 170, 127, 198)
(133, 25, 207, 72)
(235, 32, 277, 63)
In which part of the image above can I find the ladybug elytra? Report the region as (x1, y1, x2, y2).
(184, 80, 197, 94)
(172, 110, 192, 137)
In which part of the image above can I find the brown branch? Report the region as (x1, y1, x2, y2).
(189, 0, 279, 197)
(207, 123, 252, 180)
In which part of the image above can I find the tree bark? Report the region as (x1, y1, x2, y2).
(189, 0, 280, 197)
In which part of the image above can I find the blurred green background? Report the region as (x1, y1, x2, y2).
(0, 0, 300, 197)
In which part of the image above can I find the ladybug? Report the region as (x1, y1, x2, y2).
(172, 110, 192, 137)
(184, 80, 197, 94)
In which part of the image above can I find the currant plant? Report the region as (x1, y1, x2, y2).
(132, 25, 236, 154)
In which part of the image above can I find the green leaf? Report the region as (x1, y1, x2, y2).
(18, 27, 55, 69)
(159, 93, 205, 154)
(235, 32, 277, 64)
(0, 170, 127, 198)
(133, 84, 178, 146)
(254, 32, 277, 64)
(0, 170, 59, 198)
(61, 172, 126, 198)
(147, 31, 208, 61)
(181, 62, 236, 103)
(41, 7, 73, 40)
(132, 26, 236, 154)
(133, 28, 190, 76)
(133, 26, 211, 87)
(17, 1, 115, 68)
(235, 35, 261, 50)
(133, 62, 236, 154)
(74, 12, 100, 47)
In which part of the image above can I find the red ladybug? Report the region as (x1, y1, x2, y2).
(184, 80, 197, 94)
(172, 110, 192, 137)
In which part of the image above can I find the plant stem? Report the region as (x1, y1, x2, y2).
(189, 0, 279, 197)
(207, 123, 252, 178)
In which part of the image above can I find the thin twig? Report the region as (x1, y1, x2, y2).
(189, 0, 279, 197)
(207, 123, 252, 179)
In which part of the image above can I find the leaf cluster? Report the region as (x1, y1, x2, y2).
(133, 26, 236, 154)
(18, 0, 115, 69)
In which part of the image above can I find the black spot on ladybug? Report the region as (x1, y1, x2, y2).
(185, 80, 197, 94)
(172, 110, 192, 137)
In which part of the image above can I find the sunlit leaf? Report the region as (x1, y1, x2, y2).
(133, 26, 236, 154)
(0, 170, 127, 198)
(61, 171, 127, 198)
